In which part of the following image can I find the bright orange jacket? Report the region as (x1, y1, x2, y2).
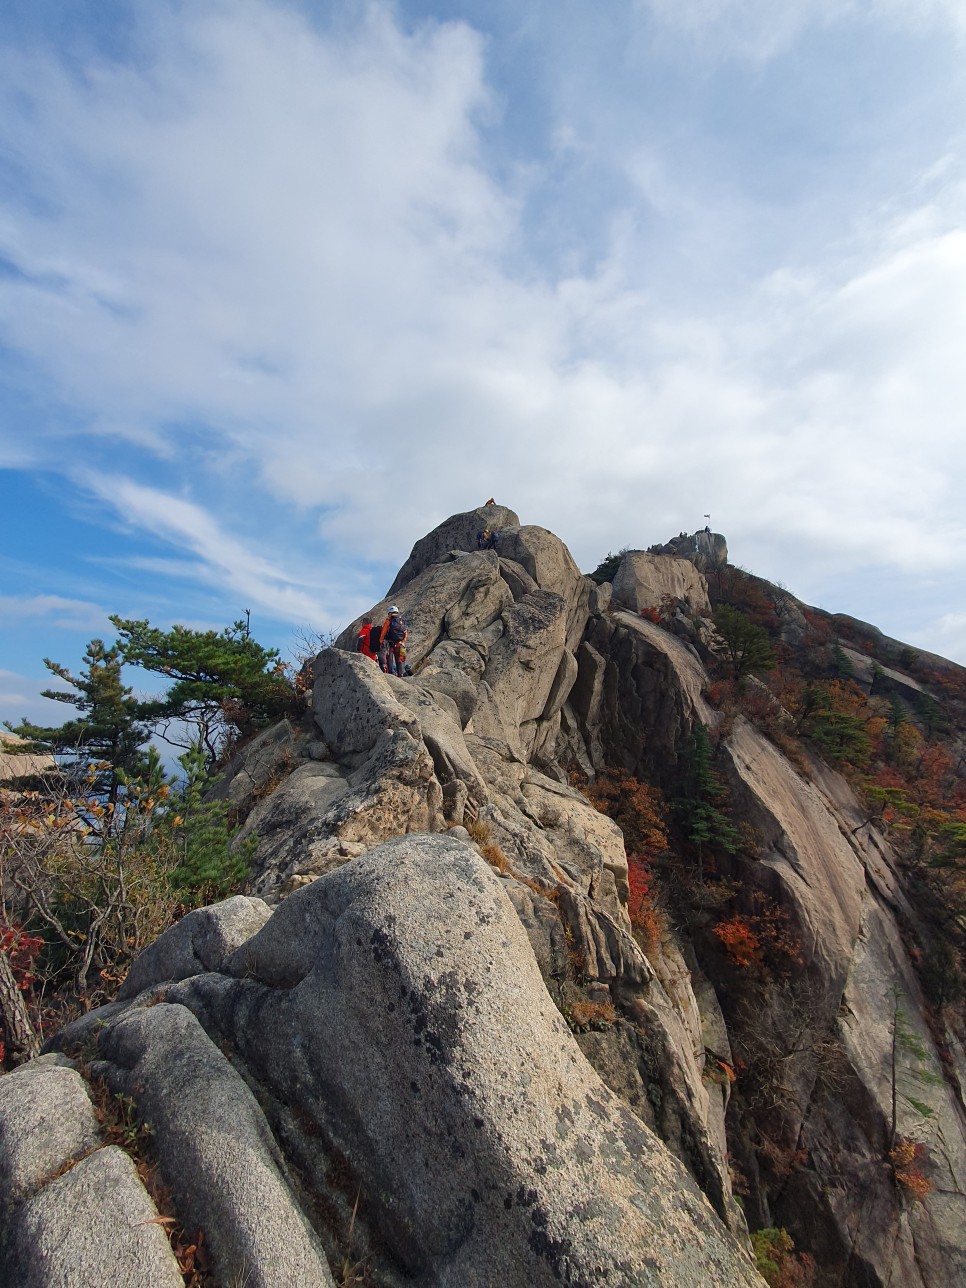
(356, 625, 378, 660)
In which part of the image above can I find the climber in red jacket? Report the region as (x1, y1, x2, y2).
(356, 618, 379, 663)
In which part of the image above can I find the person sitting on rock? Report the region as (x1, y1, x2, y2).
(476, 528, 490, 549)
(484, 497, 495, 505)
(380, 606, 408, 676)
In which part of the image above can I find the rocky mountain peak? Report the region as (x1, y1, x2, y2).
(4, 503, 966, 1287)
(649, 527, 730, 571)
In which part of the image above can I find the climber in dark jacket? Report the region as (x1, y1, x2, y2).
(379, 606, 408, 676)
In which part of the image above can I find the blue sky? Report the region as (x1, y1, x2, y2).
(2, 0, 966, 728)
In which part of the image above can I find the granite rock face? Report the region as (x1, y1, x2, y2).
(118, 894, 273, 1000)
(96, 1003, 334, 1288)
(612, 550, 712, 618)
(387, 503, 520, 595)
(39, 837, 761, 1288)
(0, 1057, 184, 1287)
(11, 504, 966, 1287)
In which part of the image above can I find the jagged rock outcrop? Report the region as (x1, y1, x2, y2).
(9, 504, 966, 1287)
(612, 551, 712, 619)
(648, 528, 729, 572)
(0, 730, 55, 782)
(387, 503, 520, 595)
(838, 645, 925, 703)
(564, 609, 717, 789)
(564, 554, 966, 1285)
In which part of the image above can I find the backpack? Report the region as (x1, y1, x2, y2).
(369, 623, 383, 652)
(386, 614, 407, 643)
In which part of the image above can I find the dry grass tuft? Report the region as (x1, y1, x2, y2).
(520, 876, 560, 903)
(568, 998, 618, 1030)
(480, 842, 512, 875)
(466, 819, 490, 846)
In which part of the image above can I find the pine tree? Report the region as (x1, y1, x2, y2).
(672, 723, 740, 878)
(6, 640, 150, 806)
(111, 616, 293, 764)
(165, 743, 255, 902)
(832, 643, 853, 680)
(712, 605, 776, 686)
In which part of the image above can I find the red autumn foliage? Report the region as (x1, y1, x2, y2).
(714, 915, 762, 967)
(582, 771, 670, 956)
(889, 1137, 934, 1201)
(1, 927, 44, 993)
(713, 895, 803, 975)
(705, 678, 736, 710)
(583, 771, 670, 859)
(626, 854, 663, 955)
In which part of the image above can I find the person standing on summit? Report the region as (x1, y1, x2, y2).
(380, 606, 408, 676)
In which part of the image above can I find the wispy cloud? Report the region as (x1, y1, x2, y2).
(0, 594, 109, 632)
(0, 0, 964, 673)
(75, 473, 337, 624)
(638, 0, 966, 60)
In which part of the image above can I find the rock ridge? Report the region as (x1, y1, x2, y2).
(7, 503, 966, 1288)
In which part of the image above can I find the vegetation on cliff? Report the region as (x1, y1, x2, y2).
(1, 616, 290, 1063)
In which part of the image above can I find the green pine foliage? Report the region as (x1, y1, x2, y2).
(110, 615, 293, 763)
(672, 722, 740, 874)
(6, 640, 152, 804)
(165, 743, 256, 903)
(2, 615, 282, 1013)
(712, 604, 776, 685)
(797, 685, 872, 767)
(832, 643, 853, 680)
(588, 551, 625, 584)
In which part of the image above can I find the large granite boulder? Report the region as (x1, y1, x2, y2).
(470, 588, 573, 761)
(95, 1004, 335, 1288)
(650, 529, 729, 573)
(49, 834, 763, 1288)
(495, 525, 593, 651)
(0, 1057, 185, 1287)
(118, 895, 273, 1000)
(613, 551, 712, 618)
(337, 548, 509, 669)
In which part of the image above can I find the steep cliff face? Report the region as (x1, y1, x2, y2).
(5, 505, 966, 1287)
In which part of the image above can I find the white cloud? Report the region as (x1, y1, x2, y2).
(0, 1, 964, 661)
(0, 3, 503, 437)
(637, 0, 966, 60)
(76, 473, 339, 625)
(918, 607, 966, 666)
(0, 594, 110, 632)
